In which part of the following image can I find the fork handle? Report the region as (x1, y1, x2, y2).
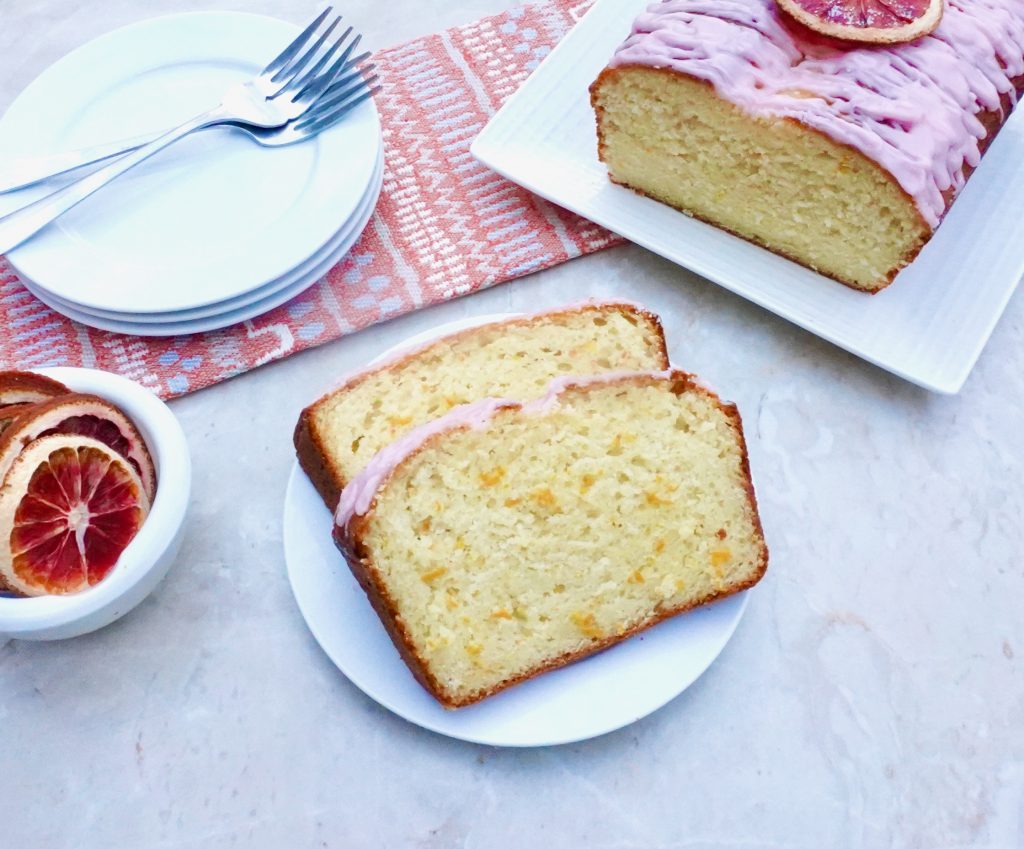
(0, 132, 161, 194)
(0, 107, 228, 255)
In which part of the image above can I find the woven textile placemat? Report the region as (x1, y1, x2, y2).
(0, 0, 622, 398)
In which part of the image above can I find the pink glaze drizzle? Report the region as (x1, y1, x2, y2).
(608, 0, 1024, 227)
(333, 369, 684, 529)
(334, 397, 519, 527)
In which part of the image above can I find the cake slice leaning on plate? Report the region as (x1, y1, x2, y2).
(590, 0, 1024, 291)
(334, 370, 768, 708)
(295, 301, 668, 509)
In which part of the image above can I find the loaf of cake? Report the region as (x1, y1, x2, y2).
(590, 0, 1024, 291)
(334, 370, 768, 708)
(295, 301, 668, 509)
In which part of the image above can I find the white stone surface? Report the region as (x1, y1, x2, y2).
(2, 2, 1023, 847)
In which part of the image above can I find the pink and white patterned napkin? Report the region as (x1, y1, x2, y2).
(0, 0, 621, 398)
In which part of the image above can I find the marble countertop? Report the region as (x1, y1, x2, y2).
(2, 2, 1023, 847)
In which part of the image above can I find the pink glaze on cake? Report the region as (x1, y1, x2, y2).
(335, 369, 696, 529)
(335, 397, 519, 527)
(608, 0, 1024, 227)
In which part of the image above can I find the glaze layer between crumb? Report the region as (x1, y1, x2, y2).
(334, 369, 679, 529)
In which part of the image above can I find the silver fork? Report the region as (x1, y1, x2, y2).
(0, 7, 371, 255)
(0, 65, 380, 194)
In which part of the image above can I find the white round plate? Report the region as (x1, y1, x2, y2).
(0, 12, 381, 314)
(21, 152, 383, 336)
(36, 146, 384, 324)
(0, 368, 191, 640)
(283, 315, 749, 747)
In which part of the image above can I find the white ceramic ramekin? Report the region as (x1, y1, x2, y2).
(0, 367, 190, 640)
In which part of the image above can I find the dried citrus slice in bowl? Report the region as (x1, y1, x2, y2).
(775, 0, 943, 45)
(0, 367, 188, 640)
(0, 435, 151, 597)
(0, 370, 68, 409)
(0, 393, 157, 500)
(0, 404, 33, 435)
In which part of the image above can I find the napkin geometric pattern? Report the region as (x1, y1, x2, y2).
(0, 0, 620, 398)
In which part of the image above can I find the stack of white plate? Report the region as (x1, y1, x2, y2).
(0, 12, 383, 336)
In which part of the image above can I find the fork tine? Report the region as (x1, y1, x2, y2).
(272, 14, 342, 86)
(294, 33, 364, 103)
(307, 62, 373, 104)
(300, 66, 376, 118)
(261, 6, 332, 77)
(327, 34, 364, 77)
(294, 76, 379, 132)
(283, 25, 353, 95)
(342, 50, 372, 71)
(297, 86, 380, 136)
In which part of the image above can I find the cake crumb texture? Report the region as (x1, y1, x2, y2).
(340, 373, 767, 707)
(297, 303, 667, 506)
(592, 0, 1024, 290)
(592, 67, 929, 291)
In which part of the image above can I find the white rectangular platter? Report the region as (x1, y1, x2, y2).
(471, 0, 1024, 393)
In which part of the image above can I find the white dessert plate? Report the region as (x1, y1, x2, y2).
(0, 12, 381, 315)
(0, 367, 191, 640)
(32, 145, 384, 325)
(21, 148, 384, 336)
(470, 0, 1024, 394)
(283, 314, 750, 747)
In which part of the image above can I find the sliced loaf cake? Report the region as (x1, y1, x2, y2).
(590, 0, 1024, 290)
(295, 301, 668, 509)
(334, 370, 768, 708)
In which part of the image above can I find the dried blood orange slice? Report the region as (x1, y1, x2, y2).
(0, 404, 33, 435)
(0, 371, 68, 410)
(0, 393, 156, 501)
(0, 435, 150, 596)
(775, 0, 943, 44)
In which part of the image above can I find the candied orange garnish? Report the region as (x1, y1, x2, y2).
(421, 567, 448, 584)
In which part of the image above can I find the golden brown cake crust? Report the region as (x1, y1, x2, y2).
(333, 371, 769, 709)
(590, 65, 1024, 292)
(294, 409, 345, 511)
(293, 302, 670, 512)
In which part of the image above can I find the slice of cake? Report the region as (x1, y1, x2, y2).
(590, 0, 1024, 291)
(295, 301, 668, 509)
(334, 370, 768, 708)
